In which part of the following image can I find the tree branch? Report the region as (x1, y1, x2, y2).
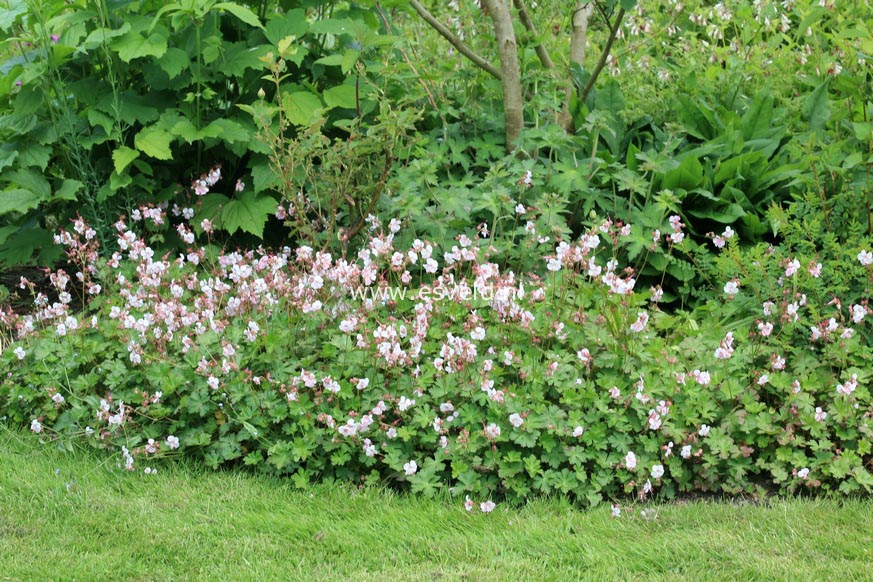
(512, 0, 553, 70)
(409, 0, 502, 80)
(579, 7, 626, 104)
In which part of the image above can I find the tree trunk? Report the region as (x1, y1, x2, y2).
(482, 0, 524, 151)
(559, 2, 594, 134)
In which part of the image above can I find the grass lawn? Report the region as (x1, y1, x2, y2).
(1, 427, 871, 582)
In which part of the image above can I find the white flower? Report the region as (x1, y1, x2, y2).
(680, 445, 692, 459)
(698, 424, 711, 437)
(624, 451, 637, 470)
(403, 460, 418, 475)
(52, 393, 64, 404)
(480, 500, 496, 513)
(484, 423, 501, 439)
(611, 504, 621, 518)
(651, 464, 665, 479)
(814, 407, 827, 422)
(471, 326, 486, 341)
(30, 419, 42, 433)
(509, 413, 524, 428)
(858, 250, 873, 266)
(724, 280, 739, 296)
(798, 467, 810, 479)
(572, 426, 585, 438)
(166, 435, 180, 449)
(13, 346, 25, 360)
(464, 496, 474, 511)
(398, 396, 416, 411)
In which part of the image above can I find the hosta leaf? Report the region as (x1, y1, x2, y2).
(220, 191, 276, 238)
(802, 81, 830, 131)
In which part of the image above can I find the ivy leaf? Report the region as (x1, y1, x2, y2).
(220, 191, 276, 238)
(112, 146, 140, 174)
(135, 125, 173, 160)
(111, 30, 168, 62)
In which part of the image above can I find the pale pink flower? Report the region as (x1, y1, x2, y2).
(651, 464, 665, 479)
(624, 451, 637, 470)
(480, 500, 496, 513)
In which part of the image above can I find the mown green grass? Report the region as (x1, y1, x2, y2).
(1, 427, 871, 582)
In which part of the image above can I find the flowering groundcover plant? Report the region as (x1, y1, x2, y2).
(1, 197, 871, 508)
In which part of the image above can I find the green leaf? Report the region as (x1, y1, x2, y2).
(213, 2, 264, 30)
(323, 85, 357, 109)
(3, 168, 50, 199)
(222, 42, 270, 77)
(661, 155, 704, 191)
(594, 79, 625, 115)
(157, 47, 189, 79)
(111, 30, 168, 62)
(52, 179, 83, 203)
(0, 0, 27, 33)
(308, 18, 357, 35)
(0, 189, 43, 215)
(740, 88, 774, 141)
(199, 118, 251, 143)
(196, 193, 231, 231)
(687, 202, 746, 223)
(250, 159, 281, 193)
(135, 125, 174, 160)
(220, 191, 276, 238)
(283, 91, 323, 125)
(0, 147, 19, 173)
(264, 9, 308, 45)
(16, 143, 51, 170)
(112, 146, 140, 174)
(802, 81, 830, 131)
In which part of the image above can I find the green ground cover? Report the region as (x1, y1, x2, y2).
(2, 427, 871, 582)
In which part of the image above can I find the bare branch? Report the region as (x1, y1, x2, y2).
(512, 0, 553, 70)
(579, 7, 626, 104)
(409, 0, 502, 80)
